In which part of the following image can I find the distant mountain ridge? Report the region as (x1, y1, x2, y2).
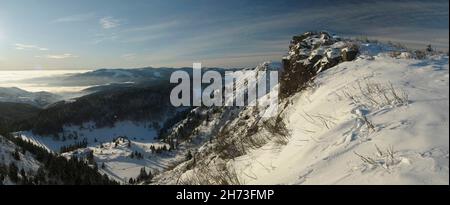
(5, 31, 448, 185)
(20, 66, 243, 88)
(0, 87, 62, 108)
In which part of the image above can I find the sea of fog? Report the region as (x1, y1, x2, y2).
(0, 70, 91, 93)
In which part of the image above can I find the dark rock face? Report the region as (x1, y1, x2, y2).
(342, 46, 359, 62)
(280, 31, 359, 98)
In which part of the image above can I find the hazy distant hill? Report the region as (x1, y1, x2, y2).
(5, 32, 449, 185)
(0, 87, 62, 108)
(23, 83, 183, 136)
(20, 67, 241, 87)
(20, 67, 186, 87)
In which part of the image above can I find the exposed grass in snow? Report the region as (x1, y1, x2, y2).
(262, 116, 291, 146)
(229, 44, 449, 185)
(179, 163, 241, 185)
(341, 80, 409, 109)
(354, 144, 399, 173)
(11, 42, 449, 185)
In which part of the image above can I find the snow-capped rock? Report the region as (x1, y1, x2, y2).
(153, 38, 449, 185)
(280, 31, 360, 98)
(231, 49, 449, 185)
(10, 32, 449, 186)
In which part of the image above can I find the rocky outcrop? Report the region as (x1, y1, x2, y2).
(280, 31, 359, 98)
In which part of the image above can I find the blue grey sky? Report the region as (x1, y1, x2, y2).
(0, 0, 448, 70)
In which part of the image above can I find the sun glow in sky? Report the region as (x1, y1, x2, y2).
(0, 0, 448, 70)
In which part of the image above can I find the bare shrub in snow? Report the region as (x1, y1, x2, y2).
(354, 145, 400, 173)
(262, 116, 291, 145)
(361, 115, 375, 132)
(408, 45, 445, 60)
(414, 50, 427, 59)
(214, 113, 291, 159)
(299, 112, 337, 130)
(180, 163, 241, 185)
(214, 129, 246, 159)
(343, 80, 409, 109)
(241, 133, 268, 150)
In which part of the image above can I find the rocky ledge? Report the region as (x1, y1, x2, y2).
(280, 31, 359, 98)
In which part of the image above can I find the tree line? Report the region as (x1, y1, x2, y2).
(0, 125, 118, 185)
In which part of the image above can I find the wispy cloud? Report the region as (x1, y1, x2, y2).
(36, 53, 78, 59)
(124, 20, 181, 33)
(134, 0, 449, 67)
(14, 43, 49, 51)
(92, 32, 119, 44)
(121, 53, 137, 61)
(4, 0, 447, 70)
(93, 20, 180, 44)
(53, 13, 95, 23)
(100, 17, 121, 29)
(120, 33, 166, 43)
(117, 20, 181, 43)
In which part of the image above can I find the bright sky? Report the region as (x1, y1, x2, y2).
(0, 0, 448, 70)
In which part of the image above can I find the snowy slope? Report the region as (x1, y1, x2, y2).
(12, 39, 449, 185)
(152, 42, 448, 185)
(17, 121, 167, 183)
(16, 62, 277, 184)
(17, 121, 158, 152)
(0, 135, 42, 185)
(232, 48, 449, 185)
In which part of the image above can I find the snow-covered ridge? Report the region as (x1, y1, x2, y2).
(0, 135, 42, 185)
(232, 52, 448, 185)
(153, 38, 449, 185)
(13, 32, 449, 185)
